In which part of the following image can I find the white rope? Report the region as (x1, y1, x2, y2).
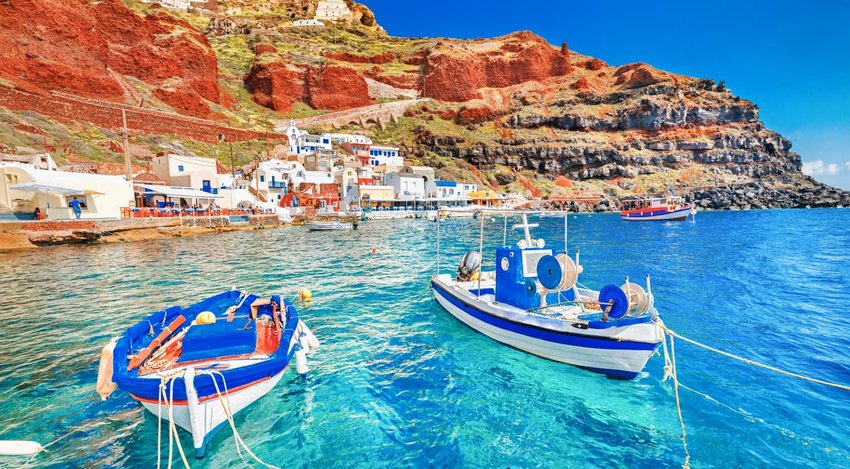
(206, 370, 280, 469)
(655, 318, 850, 468)
(168, 377, 191, 469)
(656, 321, 850, 391)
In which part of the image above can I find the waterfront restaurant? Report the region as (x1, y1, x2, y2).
(0, 162, 133, 220)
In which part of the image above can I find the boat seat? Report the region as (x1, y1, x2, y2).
(178, 320, 257, 363)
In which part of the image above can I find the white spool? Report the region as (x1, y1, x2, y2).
(0, 440, 43, 457)
(620, 282, 650, 316)
(555, 253, 580, 291)
(295, 346, 309, 374)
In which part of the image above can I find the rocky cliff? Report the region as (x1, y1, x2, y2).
(0, 0, 222, 117)
(0, 0, 846, 209)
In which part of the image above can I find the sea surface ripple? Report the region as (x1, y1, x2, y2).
(0, 209, 849, 467)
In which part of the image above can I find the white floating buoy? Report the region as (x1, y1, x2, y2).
(295, 345, 309, 375)
(0, 440, 43, 457)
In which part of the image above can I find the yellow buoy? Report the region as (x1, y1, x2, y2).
(470, 271, 480, 281)
(297, 288, 313, 302)
(196, 311, 216, 325)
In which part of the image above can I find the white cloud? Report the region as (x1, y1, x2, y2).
(803, 159, 847, 176)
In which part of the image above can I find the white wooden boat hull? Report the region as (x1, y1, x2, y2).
(431, 276, 661, 378)
(138, 370, 285, 458)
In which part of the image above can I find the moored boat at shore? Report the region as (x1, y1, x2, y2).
(96, 290, 319, 459)
(306, 220, 354, 231)
(430, 211, 663, 379)
(620, 194, 695, 221)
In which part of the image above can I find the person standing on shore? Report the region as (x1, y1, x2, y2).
(69, 197, 82, 219)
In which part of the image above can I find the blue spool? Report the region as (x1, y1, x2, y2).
(598, 285, 628, 320)
(536, 255, 563, 290)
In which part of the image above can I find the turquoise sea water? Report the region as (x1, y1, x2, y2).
(1, 209, 849, 468)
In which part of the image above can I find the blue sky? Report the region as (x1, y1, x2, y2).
(368, 0, 850, 189)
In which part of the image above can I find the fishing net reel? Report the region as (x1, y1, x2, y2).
(457, 251, 482, 282)
(598, 278, 652, 321)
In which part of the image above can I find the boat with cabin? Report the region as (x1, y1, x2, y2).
(430, 211, 663, 379)
(96, 290, 319, 458)
(620, 193, 695, 221)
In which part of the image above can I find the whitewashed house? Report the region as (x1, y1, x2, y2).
(0, 163, 133, 220)
(253, 160, 336, 203)
(151, 154, 220, 193)
(385, 172, 425, 200)
(292, 19, 324, 27)
(366, 145, 403, 168)
(315, 0, 352, 21)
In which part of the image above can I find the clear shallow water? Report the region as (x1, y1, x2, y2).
(1, 210, 849, 468)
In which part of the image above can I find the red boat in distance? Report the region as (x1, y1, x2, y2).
(620, 194, 696, 221)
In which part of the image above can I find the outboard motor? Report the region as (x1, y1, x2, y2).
(457, 251, 482, 281)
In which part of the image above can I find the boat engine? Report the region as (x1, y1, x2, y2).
(457, 251, 482, 281)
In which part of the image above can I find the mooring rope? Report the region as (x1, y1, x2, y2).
(655, 318, 850, 468)
(206, 370, 280, 469)
(656, 321, 850, 391)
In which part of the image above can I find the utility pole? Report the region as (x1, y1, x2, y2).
(122, 109, 132, 183)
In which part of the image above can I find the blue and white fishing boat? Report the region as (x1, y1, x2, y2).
(430, 211, 663, 379)
(96, 290, 319, 458)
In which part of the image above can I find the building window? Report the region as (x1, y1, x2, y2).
(178, 165, 184, 172)
(260, 175, 265, 182)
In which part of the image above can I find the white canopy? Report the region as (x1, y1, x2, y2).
(135, 184, 222, 199)
(10, 182, 103, 196)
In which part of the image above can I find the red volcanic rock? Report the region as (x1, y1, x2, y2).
(570, 77, 591, 90)
(421, 31, 572, 102)
(154, 87, 210, 116)
(362, 68, 419, 90)
(306, 65, 371, 110)
(0, 0, 220, 117)
(579, 58, 607, 71)
(324, 51, 395, 64)
(455, 104, 498, 125)
(614, 64, 664, 88)
(254, 43, 278, 55)
(244, 61, 307, 113)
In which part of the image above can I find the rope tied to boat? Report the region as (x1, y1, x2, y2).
(654, 318, 850, 469)
(203, 370, 280, 469)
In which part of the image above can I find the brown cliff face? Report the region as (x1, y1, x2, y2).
(0, 0, 220, 117)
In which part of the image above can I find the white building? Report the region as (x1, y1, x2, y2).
(253, 159, 336, 203)
(323, 133, 372, 145)
(315, 0, 352, 21)
(384, 172, 425, 200)
(292, 19, 324, 27)
(366, 145, 403, 168)
(0, 153, 58, 171)
(0, 163, 133, 220)
(279, 120, 334, 156)
(151, 154, 220, 192)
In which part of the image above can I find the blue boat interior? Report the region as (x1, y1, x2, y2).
(114, 290, 298, 378)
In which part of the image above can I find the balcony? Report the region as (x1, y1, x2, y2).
(269, 181, 287, 189)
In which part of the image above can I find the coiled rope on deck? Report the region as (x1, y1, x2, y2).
(654, 318, 850, 469)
